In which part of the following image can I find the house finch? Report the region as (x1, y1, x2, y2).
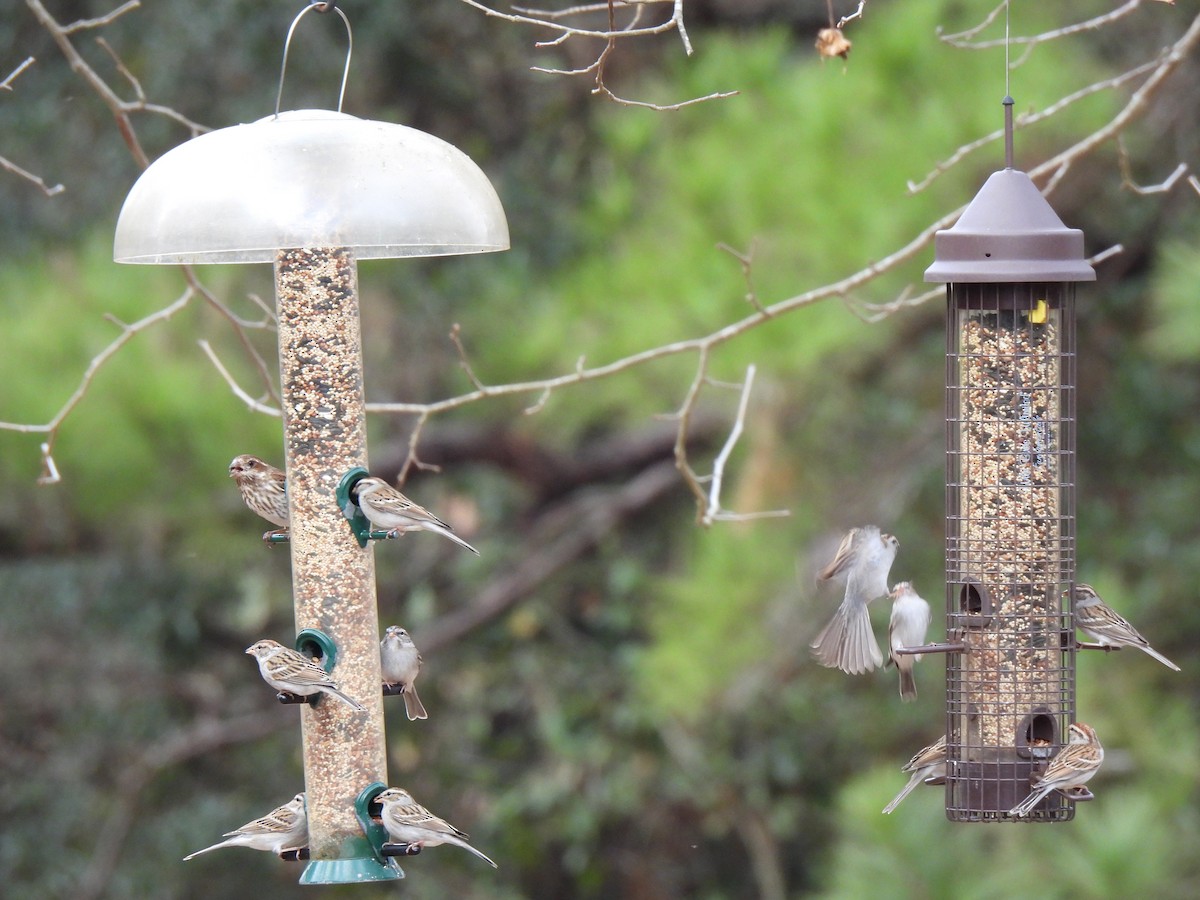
(1009, 722, 1104, 817)
(246, 639, 365, 711)
(1073, 584, 1180, 671)
(183, 793, 307, 860)
(381, 625, 428, 721)
(229, 454, 288, 541)
(375, 788, 497, 868)
(811, 526, 899, 674)
(352, 476, 478, 554)
(887, 582, 932, 701)
(882, 735, 946, 814)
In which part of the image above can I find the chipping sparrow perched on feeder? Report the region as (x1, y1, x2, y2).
(1073, 584, 1179, 671)
(184, 793, 307, 860)
(375, 788, 498, 868)
(887, 582, 932, 702)
(246, 639, 365, 711)
(352, 476, 479, 554)
(882, 735, 946, 814)
(1009, 722, 1104, 817)
(381, 625, 428, 720)
(229, 454, 289, 540)
(811, 526, 899, 674)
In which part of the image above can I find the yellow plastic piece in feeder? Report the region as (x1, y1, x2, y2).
(1029, 298, 1049, 324)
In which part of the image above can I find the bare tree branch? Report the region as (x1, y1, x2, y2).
(939, 0, 1144, 51)
(0, 289, 194, 479)
(198, 340, 283, 417)
(460, 0, 735, 107)
(697, 365, 790, 526)
(908, 59, 1159, 194)
(1118, 137, 1190, 194)
(0, 153, 65, 196)
(7, 0, 1199, 513)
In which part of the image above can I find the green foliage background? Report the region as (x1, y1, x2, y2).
(2, 0, 1199, 897)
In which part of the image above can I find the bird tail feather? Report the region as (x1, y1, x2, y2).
(403, 687, 428, 721)
(811, 602, 883, 674)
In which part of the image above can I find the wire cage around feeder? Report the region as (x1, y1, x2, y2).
(926, 123, 1095, 822)
(944, 280, 1078, 820)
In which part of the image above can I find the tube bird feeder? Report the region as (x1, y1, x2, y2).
(112, 3, 507, 881)
(925, 99, 1094, 822)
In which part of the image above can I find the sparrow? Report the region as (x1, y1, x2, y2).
(229, 454, 289, 541)
(887, 582, 932, 701)
(375, 788, 497, 868)
(246, 639, 365, 711)
(184, 793, 307, 860)
(352, 476, 478, 554)
(1073, 584, 1179, 671)
(811, 526, 899, 674)
(1009, 722, 1104, 817)
(882, 735, 946, 814)
(381, 626, 428, 720)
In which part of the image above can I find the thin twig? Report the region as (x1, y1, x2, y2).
(702, 364, 790, 526)
(0, 154, 65, 196)
(1117, 136, 1189, 194)
(460, 0, 731, 107)
(197, 340, 282, 416)
(838, 2, 867, 29)
(908, 60, 1158, 193)
(2, 56, 37, 89)
(0, 289, 194, 458)
(61, 0, 141, 35)
(717, 241, 764, 313)
(450, 323, 487, 391)
(940, 0, 1142, 50)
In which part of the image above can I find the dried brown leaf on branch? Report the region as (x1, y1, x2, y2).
(815, 27, 852, 61)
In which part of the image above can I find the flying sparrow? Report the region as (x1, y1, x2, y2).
(375, 787, 497, 868)
(882, 735, 946, 814)
(352, 476, 478, 554)
(811, 526, 899, 674)
(246, 639, 365, 711)
(1073, 584, 1179, 671)
(381, 626, 428, 720)
(1009, 722, 1104, 817)
(887, 582, 932, 702)
(184, 793, 307, 860)
(229, 454, 289, 541)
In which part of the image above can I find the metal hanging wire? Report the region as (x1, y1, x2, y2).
(275, 2, 354, 116)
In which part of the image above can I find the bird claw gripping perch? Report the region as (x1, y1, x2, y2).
(336, 468, 396, 548)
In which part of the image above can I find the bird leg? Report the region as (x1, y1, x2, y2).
(276, 691, 316, 706)
(381, 842, 422, 857)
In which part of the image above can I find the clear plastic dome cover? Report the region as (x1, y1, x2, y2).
(114, 110, 509, 264)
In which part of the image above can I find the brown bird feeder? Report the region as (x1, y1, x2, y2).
(112, 2, 507, 880)
(924, 98, 1094, 822)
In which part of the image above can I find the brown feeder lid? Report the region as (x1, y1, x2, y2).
(924, 168, 1095, 284)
